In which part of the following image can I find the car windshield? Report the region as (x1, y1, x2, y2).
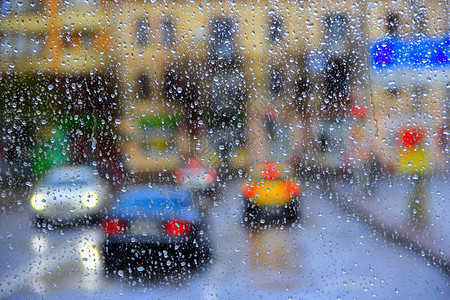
(43, 167, 97, 185)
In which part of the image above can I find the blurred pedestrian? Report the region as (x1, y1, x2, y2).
(397, 125, 431, 225)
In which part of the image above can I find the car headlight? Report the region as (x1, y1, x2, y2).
(31, 194, 47, 211)
(31, 234, 47, 253)
(82, 191, 99, 208)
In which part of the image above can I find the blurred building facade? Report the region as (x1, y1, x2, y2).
(115, 0, 450, 175)
(0, 0, 121, 182)
(1, 0, 449, 180)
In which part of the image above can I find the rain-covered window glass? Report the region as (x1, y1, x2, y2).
(0, 33, 23, 58)
(62, 31, 92, 51)
(161, 17, 175, 47)
(211, 18, 235, 62)
(1, 1, 449, 298)
(208, 69, 245, 160)
(268, 11, 283, 44)
(136, 18, 150, 46)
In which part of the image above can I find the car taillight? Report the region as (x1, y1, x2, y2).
(165, 220, 192, 237)
(242, 181, 257, 198)
(102, 218, 126, 235)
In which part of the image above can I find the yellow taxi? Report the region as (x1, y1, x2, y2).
(241, 164, 301, 229)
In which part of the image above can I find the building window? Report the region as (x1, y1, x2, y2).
(63, 0, 97, 8)
(137, 74, 151, 98)
(268, 11, 284, 44)
(161, 17, 175, 47)
(386, 12, 400, 37)
(30, 34, 44, 56)
(0, 34, 11, 58)
(323, 58, 350, 117)
(136, 18, 150, 46)
(269, 68, 285, 97)
(211, 18, 235, 62)
(324, 14, 348, 46)
(13, 33, 26, 57)
(61, 31, 91, 51)
(81, 31, 92, 50)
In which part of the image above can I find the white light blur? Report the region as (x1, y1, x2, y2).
(31, 194, 46, 211)
(31, 235, 48, 253)
(82, 191, 98, 208)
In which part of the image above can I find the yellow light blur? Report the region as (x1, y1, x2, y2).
(31, 194, 46, 211)
(82, 191, 99, 208)
(251, 181, 291, 207)
(79, 243, 101, 271)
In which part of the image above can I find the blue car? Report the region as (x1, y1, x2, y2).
(101, 184, 211, 279)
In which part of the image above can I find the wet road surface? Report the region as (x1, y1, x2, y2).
(0, 180, 448, 299)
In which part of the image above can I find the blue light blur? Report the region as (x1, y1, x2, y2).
(371, 37, 450, 69)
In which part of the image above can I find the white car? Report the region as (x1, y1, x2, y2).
(30, 166, 110, 224)
(173, 159, 217, 192)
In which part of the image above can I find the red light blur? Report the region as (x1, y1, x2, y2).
(350, 104, 367, 121)
(261, 164, 281, 180)
(165, 220, 192, 237)
(102, 218, 126, 235)
(398, 126, 426, 149)
(242, 181, 257, 198)
(282, 180, 300, 198)
(174, 168, 187, 184)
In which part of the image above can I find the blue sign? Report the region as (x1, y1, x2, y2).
(372, 37, 450, 69)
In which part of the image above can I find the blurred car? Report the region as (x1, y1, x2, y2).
(242, 164, 301, 230)
(173, 159, 217, 193)
(29, 165, 110, 225)
(101, 184, 211, 279)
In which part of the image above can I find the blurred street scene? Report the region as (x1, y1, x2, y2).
(0, 0, 449, 298)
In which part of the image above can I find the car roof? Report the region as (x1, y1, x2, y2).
(44, 166, 99, 183)
(112, 184, 198, 220)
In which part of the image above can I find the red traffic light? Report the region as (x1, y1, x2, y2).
(398, 126, 425, 149)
